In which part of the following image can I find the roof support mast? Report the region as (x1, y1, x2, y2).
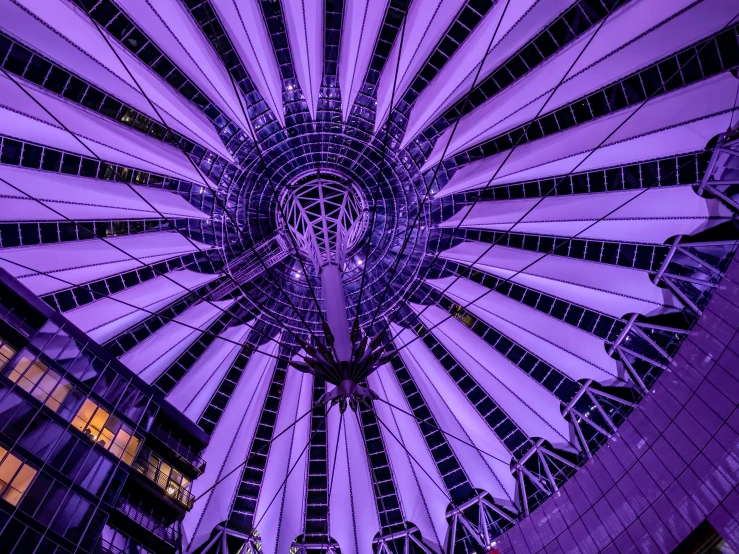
(279, 175, 392, 411)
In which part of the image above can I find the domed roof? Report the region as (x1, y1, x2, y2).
(0, 0, 737, 552)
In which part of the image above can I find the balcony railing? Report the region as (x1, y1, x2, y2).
(116, 498, 181, 546)
(149, 422, 206, 471)
(131, 457, 195, 508)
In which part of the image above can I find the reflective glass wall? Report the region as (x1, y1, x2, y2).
(0, 268, 208, 554)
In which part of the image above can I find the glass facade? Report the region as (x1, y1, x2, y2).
(0, 269, 208, 554)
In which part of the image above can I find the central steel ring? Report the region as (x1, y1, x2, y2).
(277, 171, 370, 269)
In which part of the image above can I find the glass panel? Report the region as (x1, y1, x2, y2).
(53, 381, 78, 417)
(159, 461, 172, 480)
(19, 416, 62, 461)
(0, 449, 35, 506)
(93, 368, 126, 405)
(108, 426, 131, 459)
(146, 454, 160, 480)
(33, 369, 61, 405)
(98, 413, 121, 450)
(78, 454, 112, 496)
(5, 464, 36, 505)
(72, 398, 139, 463)
(142, 402, 158, 431)
(120, 386, 147, 424)
(170, 469, 183, 485)
(0, 340, 16, 370)
(88, 407, 111, 444)
(0, 452, 22, 490)
(72, 399, 98, 432)
(122, 435, 139, 466)
(64, 495, 94, 542)
(34, 481, 66, 525)
(30, 321, 60, 352)
(42, 326, 77, 363)
(8, 351, 48, 393)
(51, 492, 83, 535)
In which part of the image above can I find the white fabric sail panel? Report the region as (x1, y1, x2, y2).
(166, 323, 252, 420)
(327, 402, 380, 554)
(254, 370, 313, 554)
(374, 0, 465, 129)
(438, 115, 733, 197)
(426, 276, 621, 384)
(64, 270, 219, 343)
(211, 0, 285, 126)
(0, 232, 212, 295)
(281, 0, 323, 119)
(403, 308, 574, 451)
(368, 365, 449, 552)
(120, 299, 233, 383)
(441, 241, 681, 317)
(436, 74, 739, 194)
(391, 325, 516, 507)
(439, 186, 732, 244)
(402, 0, 577, 148)
(2, 0, 232, 160)
(183, 339, 279, 551)
(339, 0, 389, 121)
(426, 0, 730, 162)
(115, 0, 250, 133)
(0, 165, 209, 222)
(0, 72, 205, 183)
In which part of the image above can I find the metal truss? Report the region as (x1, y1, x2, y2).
(650, 238, 737, 317)
(560, 380, 636, 460)
(608, 316, 687, 391)
(699, 125, 739, 212)
(445, 492, 515, 553)
(373, 527, 435, 554)
(278, 175, 369, 269)
(189, 525, 262, 554)
(209, 233, 293, 300)
(662, 124, 739, 314)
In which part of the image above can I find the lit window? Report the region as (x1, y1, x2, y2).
(7, 349, 72, 412)
(72, 399, 140, 465)
(0, 446, 36, 506)
(145, 453, 191, 502)
(0, 338, 16, 370)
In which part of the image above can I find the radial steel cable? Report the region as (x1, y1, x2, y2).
(192, 403, 320, 503)
(388, 8, 739, 352)
(2, 67, 321, 350)
(82, 13, 328, 345)
(317, 407, 344, 553)
(350, 13, 410, 341)
(371, 0, 622, 334)
(250, 406, 328, 534)
(0, 247, 285, 360)
(366, 0, 515, 331)
(393, 0, 730, 336)
(201, 14, 330, 332)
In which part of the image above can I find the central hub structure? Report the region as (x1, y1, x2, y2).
(278, 172, 369, 363)
(278, 172, 392, 410)
(278, 172, 369, 270)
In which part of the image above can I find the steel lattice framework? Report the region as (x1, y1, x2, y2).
(0, 0, 738, 553)
(278, 173, 369, 269)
